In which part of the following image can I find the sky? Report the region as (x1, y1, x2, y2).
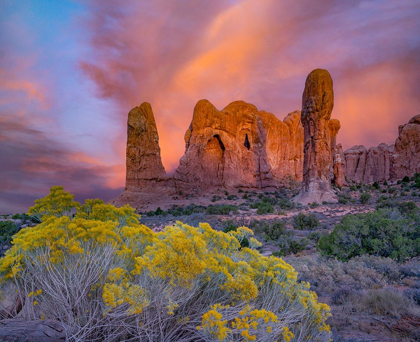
(1, 0, 420, 213)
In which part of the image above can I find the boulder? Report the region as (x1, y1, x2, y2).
(293, 69, 338, 204)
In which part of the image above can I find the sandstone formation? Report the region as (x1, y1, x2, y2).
(125, 103, 166, 190)
(364, 144, 393, 184)
(329, 119, 341, 156)
(333, 144, 346, 187)
(343, 115, 420, 184)
(391, 114, 420, 180)
(343, 145, 368, 183)
(173, 100, 304, 189)
(113, 71, 420, 210)
(344, 143, 393, 184)
(293, 69, 337, 204)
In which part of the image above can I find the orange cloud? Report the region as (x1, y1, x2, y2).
(80, 0, 420, 175)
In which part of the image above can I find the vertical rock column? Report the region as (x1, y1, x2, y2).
(125, 102, 166, 190)
(333, 144, 347, 187)
(293, 69, 337, 204)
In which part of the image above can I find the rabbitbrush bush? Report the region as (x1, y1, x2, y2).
(0, 186, 331, 342)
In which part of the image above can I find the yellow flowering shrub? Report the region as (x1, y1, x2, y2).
(0, 187, 331, 342)
(28, 186, 79, 221)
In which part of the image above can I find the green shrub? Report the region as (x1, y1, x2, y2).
(307, 231, 322, 243)
(317, 208, 420, 261)
(211, 195, 221, 202)
(372, 181, 380, 189)
(415, 173, 420, 189)
(338, 194, 350, 204)
(205, 204, 238, 215)
(222, 220, 249, 248)
(376, 200, 419, 216)
(360, 192, 372, 204)
(293, 213, 320, 230)
(265, 221, 286, 241)
(402, 176, 410, 183)
(277, 198, 295, 210)
(275, 238, 308, 256)
(0, 221, 19, 252)
(256, 202, 274, 215)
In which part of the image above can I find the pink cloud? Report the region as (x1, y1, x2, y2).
(80, 0, 420, 174)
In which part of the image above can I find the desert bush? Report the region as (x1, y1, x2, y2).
(28, 186, 79, 222)
(0, 187, 332, 342)
(359, 288, 419, 317)
(278, 198, 295, 210)
(222, 220, 249, 248)
(285, 255, 403, 297)
(404, 288, 420, 305)
(337, 194, 350, 204)
(318, 208, 420, 261)
(307, 232, 323, 243)
(372, 181, 380, 189)
(249, 220, 291, 242)
(331, 286, 360, 305)
(376, 199, 419, 216)
(293, 213, 320, 230)
(360, 192, 371, 204)
(0, 221, 19, 253)
(265, 221, 286, 241)
(256, 202, 274, 215)
(249, 220, 270, 235)
(250, 201, 274, 215)
(275, 238, 308, 257)
(206, 204, 238, 215)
